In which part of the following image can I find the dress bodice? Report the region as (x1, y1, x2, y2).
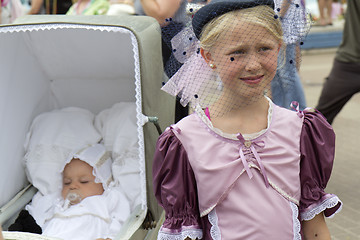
(173, 103, 303, 217)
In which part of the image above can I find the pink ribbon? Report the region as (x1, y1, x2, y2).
(237, 134, 269, 188)
(290, 101, 304, 118)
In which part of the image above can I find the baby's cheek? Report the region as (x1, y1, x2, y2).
(61, 187, 68, 199)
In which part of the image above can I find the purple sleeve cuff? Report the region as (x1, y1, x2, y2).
(300, 194, 342, 221)
(153, 129, 203, 232)
(299, 109, 341, 218)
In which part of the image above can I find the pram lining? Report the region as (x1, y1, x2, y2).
(0, 22, 146, 230)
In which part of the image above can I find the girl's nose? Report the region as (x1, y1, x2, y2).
(245, 53, 261, 72)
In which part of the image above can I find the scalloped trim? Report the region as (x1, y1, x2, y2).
(290, 202, 301, 240)
(0, 23, 134, 34)
(129, 29, 147, 211)
(301, 195, 342, 221)
(208, 209, 221, 240)
(157, 228, 203, 240)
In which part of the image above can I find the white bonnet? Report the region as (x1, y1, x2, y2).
(24, 107, 102, 195)
(64, 144, 113, 190)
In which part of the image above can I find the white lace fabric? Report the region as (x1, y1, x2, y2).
(290, 202, 301, 240)
(301, 195, 342, 221)
(208, 209, 221, 240)
(157, 227, 203, 240)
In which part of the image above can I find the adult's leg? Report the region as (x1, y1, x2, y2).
(316, 60, 360, 124)
(317, 0, 326, 25)
(317, 0, 332, 25)
(325, 0, 333, 24)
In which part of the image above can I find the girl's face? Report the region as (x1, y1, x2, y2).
(202, 20, 280, 103)
(61, 158, 104, 204)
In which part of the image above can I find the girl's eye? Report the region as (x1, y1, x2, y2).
(259, 47, 271, 52)
(63, 182, 71, 186)
(229, 50, 246, 61)
(233, 50, 245, 55)
(80, 181, 89, 184)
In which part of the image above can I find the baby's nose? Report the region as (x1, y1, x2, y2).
(69, 182, 78, 189)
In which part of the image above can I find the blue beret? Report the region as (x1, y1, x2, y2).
(192, 0, 275, 39)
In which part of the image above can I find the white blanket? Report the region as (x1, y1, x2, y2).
(24, 107, 102, 195)
(27, 187, 130, 240)
(95, 102, 141, 211)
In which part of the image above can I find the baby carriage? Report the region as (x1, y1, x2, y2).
(0, 14, 174, 239)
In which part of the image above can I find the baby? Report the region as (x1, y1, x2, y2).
(61, 158, 105, 206)
(12, 144, 130, 240)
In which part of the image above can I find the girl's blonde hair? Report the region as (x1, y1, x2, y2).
(200, 5, 284, 51)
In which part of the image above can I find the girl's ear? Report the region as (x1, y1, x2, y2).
(200, 48, 213, 64)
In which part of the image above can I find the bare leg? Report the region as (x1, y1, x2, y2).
(318, 0, 326, 25)
(326, 0, 332, 24)
(317, 0, 332, 25)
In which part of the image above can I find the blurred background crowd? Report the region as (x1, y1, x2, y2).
(0, 0, 347, 26)
(0, 0, 210, 24)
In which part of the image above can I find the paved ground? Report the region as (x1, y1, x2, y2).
(300, 48, 360, 240)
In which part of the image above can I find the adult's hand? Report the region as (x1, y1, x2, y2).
(28, 0, 44, 14)
(140, 0, 182, 25)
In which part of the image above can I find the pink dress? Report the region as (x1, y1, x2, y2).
(153, 101, 342, 240)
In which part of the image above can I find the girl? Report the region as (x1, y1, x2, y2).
(153, 0, 342, 239)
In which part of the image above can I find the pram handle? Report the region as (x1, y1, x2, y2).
(0, 184, 37, 226)
(146, 116, 163, 135)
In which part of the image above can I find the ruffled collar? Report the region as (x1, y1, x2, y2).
(195, 96, 273, 141)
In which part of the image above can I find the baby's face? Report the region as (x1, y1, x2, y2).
(62, 158, 104, 204)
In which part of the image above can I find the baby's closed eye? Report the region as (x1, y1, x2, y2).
(63, 179, 71, 185)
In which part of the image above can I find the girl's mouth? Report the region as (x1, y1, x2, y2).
(240, 75, 264, 84)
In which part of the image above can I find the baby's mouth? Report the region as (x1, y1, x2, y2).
(66, 192, 82, 205)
